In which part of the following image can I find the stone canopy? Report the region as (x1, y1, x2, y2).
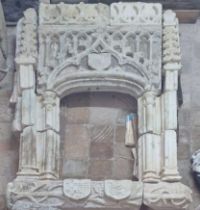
(6, 2, 192, 210)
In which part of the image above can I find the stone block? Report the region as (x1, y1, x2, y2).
(191, 109, 200, 127)
(0, 151, 18, 178)
(115, 125, 126, 143)
(88, 160, 112, 180)
(0, 176, 8, 195)
(62, 160, 88, 178)
(181, 93, 191, 110)
(112, 159, 133, 180)
(62, 92, 90, 107)
(163, 91, 177, 130)
(178, 160, 192, 187)
(114, 93, 137, 111)
(177, 142, 190, 160)
(191, 127, 200, 153)
(178, 109, 191, 127)
(0, 122, 13, 143)
(65, 107, 90, 124)
(114, 142, 133, 159)
(88, 124, 114, 143)
(0, 195, 6, 210)
(63, 125, 90, 159)
(178, 126, 191, 144)
(89, 107, 118, 125)
(191, 89, 200, 109)
(90, 142, 113, 160)
(165, 70, 178, 91)
(0, 95, 12, 123)
(89, 92, 117, 108)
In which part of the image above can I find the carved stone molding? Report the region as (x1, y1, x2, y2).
(7, 2, 192, 210)
(7, 180, 143, 210)
(144, 182, 192, 210)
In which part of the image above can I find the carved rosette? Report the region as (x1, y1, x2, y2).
(7, 2, 192, 210)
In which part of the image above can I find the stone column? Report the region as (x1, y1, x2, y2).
(40, 91, 60, 179)
(10, 8, 40, 178)
(16, 62, 38, 177)
(161, 10, 182, 182)
(138, 91, 161, 183)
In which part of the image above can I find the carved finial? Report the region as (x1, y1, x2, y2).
(163, 10, 177, 26)
(24, 8, 37, 23)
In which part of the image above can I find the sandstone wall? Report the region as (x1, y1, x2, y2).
(178, 21, 200, 210)
(0, 21, 200, 209)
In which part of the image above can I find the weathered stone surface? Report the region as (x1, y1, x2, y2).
(88, 125, 114, 143)
(63, 125, 90, 159)
(115, 125, 126, 143)
(62, 160, 88, 178)
(5, 2, 193, 210)
(88, 160, 112, 180)
(113, 159, 134, 180)
(90, 142, 113, 159)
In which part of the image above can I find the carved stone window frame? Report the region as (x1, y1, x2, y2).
(7, 2, 192, 210)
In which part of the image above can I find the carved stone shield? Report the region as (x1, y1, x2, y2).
(105, 180, 132, 200)
(63, 179, 91, 200)
(88, 53, 111, 70)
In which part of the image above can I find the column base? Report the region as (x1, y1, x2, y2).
(16, 168, 39, 179)
(143, 172, 160, 183)
(161, 170, 182, 182)
(40, 171, 58, 180)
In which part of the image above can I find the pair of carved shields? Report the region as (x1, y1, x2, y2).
(63, 179, 91, 200)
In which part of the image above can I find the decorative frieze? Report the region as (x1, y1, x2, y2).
(144, 182, 192, 210)
(110, 2, 162, 25)
(39, 3, 110, 25)
(7, 180, 143, 210)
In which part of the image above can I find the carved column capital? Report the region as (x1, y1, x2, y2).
(42, 91, 58, 110)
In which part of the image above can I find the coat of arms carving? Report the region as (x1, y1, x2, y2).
(63, 179, 91, 200)
(105, 180, 132, 200)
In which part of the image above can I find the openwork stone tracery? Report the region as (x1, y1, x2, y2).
(7, 2, 192, 210)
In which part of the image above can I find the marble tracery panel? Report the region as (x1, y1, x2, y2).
(7, 2, 192, 210)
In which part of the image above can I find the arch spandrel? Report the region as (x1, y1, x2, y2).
(38, 25, 162, 97)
